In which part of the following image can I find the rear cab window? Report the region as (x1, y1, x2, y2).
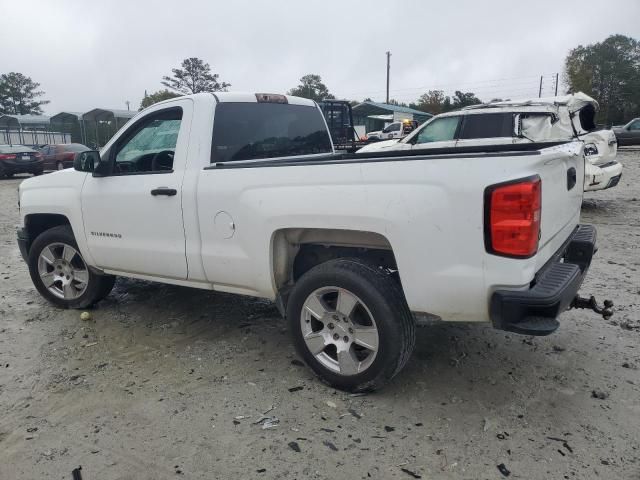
(458, 113, 513, 139)
(211, 102, 332, 163)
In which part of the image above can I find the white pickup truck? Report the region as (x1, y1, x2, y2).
(17, 92, 606, 391)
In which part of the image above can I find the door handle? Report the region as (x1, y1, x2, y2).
(150, 187, 177, 196)
(567, 167, 577, 190)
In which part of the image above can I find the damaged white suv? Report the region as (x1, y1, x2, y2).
(358, 93, 622, 192)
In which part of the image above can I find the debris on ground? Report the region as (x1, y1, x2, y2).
(288, 386, 303, 392)
(497, 463, 511, 477)
(288, 441, 301, 452)
(323, 440, 338, 451)
(326, 400, 337, 408)
(80, 312, 91, 321)
(262, 405, 275, 415)
(547, 436, 573, 453)
(384, 426, 395, 432)
(71, 466, 83, 480)
(347, 408, 362, 419)
(400, 467, 422, 478)
(591, 389, 610, 400)
(253, 416, 279, 429)
(290, 359, 304, 367)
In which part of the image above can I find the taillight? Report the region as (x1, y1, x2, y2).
(64, 152, 75, 160)
(485, 176, 541, 258)
(0, 154, 17, 160)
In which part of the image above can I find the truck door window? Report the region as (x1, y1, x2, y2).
(211, 103, 332, 163)
(414, 116, 460, 144)
(629, 120, 640, 130)
(383, 123, 400, 133)
(458, 113, 513, 139)
(112, 108, 182, 174)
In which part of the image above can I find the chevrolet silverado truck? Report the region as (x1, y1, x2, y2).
(16, 92, 608, 391)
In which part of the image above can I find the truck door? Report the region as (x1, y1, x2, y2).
(408, 115, 460, 151)
(80, 100, 192, 279)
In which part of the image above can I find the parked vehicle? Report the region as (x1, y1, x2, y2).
(0, 145, 43, 178)
(40, 143, 90, 171)
(317, 100, 368, 152)
(17, 92, 607, 391)
(357, 93, 622, 192)
(365, 119, 418, 141)
(613, 118, 640, 146)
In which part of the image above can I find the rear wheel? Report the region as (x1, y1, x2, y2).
(287, 258, 415, 392)
(28, 225, 115, 308)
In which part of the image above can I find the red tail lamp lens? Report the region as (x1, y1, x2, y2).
(486, 177, 541, 257)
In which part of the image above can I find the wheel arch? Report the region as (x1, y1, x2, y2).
(270, 228, 399, 312)
(23, 213, 72, 254)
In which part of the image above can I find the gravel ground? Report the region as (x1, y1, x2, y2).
(1, 150, 639, 480)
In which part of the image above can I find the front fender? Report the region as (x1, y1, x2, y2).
(19, 170, 96, 267)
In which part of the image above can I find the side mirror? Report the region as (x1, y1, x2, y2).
(74, 151, 100, 172)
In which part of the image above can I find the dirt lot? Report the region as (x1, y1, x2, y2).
(1, 150, 639, 480)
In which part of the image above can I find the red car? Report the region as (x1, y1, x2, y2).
(40, 143, 90, 171)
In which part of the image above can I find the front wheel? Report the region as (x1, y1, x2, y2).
(27, 225, 115, 308)
(287, 258, 415, 392)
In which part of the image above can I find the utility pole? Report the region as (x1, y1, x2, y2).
(538, 75, 543, 98)
(386, 51, 391, 104)
(554, 72, 559, 96)
(125, 100, 130, 111)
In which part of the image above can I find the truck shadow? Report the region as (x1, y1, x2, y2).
(97, 277, 582, 410)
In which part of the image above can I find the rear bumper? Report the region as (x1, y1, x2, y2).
(489, 224, 596, 336)
(17, 227, 30, 262)
(0, 159, 44, 174)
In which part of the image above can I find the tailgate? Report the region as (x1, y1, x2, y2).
(534, 142, 585, 268)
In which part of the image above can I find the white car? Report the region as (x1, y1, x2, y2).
(365, 119, 418, 141)
(17, 92, 605, 391)
(357, 93, 622, 192)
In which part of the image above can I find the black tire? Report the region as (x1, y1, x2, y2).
(287, 258, 415, 392)
(32, 170, 43, 176)
(27, 225, 116, 309)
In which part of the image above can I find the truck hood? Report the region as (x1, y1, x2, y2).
(356, 139, 400, 154)
(19, 169, 87, 196)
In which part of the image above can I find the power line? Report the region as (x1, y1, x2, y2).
(339, 73, 558, 98)
(339, 73, 561, 103)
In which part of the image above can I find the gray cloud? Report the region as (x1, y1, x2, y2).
(2, 0, 639, 114)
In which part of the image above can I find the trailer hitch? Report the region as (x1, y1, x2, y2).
(571, 295, 614, 320)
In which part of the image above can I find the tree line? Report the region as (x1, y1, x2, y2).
(2, 34, 639, 127)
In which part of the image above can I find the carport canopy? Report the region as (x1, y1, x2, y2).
(0, 114, 50, 129)
(352, 101, 433, 123)
(50, 111, 83, 125)
(82, 108, 136, 127)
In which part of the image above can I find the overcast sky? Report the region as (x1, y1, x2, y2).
(2, 0, 639, 115)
